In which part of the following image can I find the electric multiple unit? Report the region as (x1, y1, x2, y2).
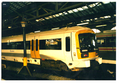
(2, 26, 102, 71)
(96, 30, 116, 60)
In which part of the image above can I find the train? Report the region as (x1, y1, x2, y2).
(2, 26, 102, 71)
(96, 30, 116, 60)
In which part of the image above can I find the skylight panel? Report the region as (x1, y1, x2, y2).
(45, 17, 49, 20)
(53, 15, 56, 17)
(49, 16, 53, 18)
(97, 3, 102, 6)
(86, 19, 90, 22)
(90, 19, 93, 21)
(68, 10, 73, 13)
(73, 9, 78, 12)
(104, 15, 111, 18)
(82, 6, 88, 10)
(39, 18, 45, 21)
(100, 17, 104, 19)
(55, 14, 59, 17)
(89, 3, 96, 8)
(94, 18, 98, 20)
(63, 11, 68, 15)
(77, 7, 83, 11)
(59, 13, 63, 16)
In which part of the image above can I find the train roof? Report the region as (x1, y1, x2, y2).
(2, 26, 93, 42)
(96, 30, 116, 37)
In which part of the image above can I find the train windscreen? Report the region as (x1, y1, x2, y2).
(78, 33, 98, 52)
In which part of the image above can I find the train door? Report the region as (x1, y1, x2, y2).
(30, 38, 40, 58)
(64, 33, 73, 61)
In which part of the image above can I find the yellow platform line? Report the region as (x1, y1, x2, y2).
(102, 59, 116, 64)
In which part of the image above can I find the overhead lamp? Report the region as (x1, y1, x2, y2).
(63, 11, 68, 15)
(86, 19, 90, 22)
(45, 17, 49, 19)
(21, 21, 26, 27)
(36, 19, 39, 22)
(68, 10, 73, 13)
(55, 14, 59, 17)
(48, 16, 52, 19)
(77, 22, 89, 26)
(104, 15, 111, 18)
(77, 7, 83, 11)
(89, 3, 96, 8)
(53, 15, 56, 17)
(96, 24, 107, 27)
(82, 6, 88, 9)
(100, 17, 104, 19)
(8, 26, 11, 28)
(59, 13, 63, 16)
(94, 18, 98, 20)
(73, 9, 78, 12)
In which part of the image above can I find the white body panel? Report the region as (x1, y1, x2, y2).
(2, 26, 102, 69)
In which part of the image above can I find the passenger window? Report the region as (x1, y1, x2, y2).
(39, 38, 61, 50)
(66, 37, 70, 51)
(97, 38, 106, 47)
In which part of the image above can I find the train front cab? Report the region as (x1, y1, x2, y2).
(66, 29, 102, 71)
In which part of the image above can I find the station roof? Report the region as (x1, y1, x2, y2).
(2, 2, 116, 37)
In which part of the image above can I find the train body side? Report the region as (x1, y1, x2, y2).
(96, 30, 116, 60)
(2, 26, 102, 71)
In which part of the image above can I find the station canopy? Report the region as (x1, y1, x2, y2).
(2, 2, 116, 37)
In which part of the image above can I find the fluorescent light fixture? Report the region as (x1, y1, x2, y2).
(104, 15, 111, 18)
(63, 11, 68, 15)
(77, 7, 83, 11)
(53, 15, 56, 17)
(73, 9, 78, 12)
(68, 10, 73, 13)
(77, 22, 89, 26)
(86, 19, 90, 22)
(82, 6, 88, 9)
(94, 18, 98, 20)
(45, 17, 49, 19)
(97, 3, 102, 6)
(51, 27, 59, 30)
(81, 21, 83, 22)
(89, 3, 96, 8)
(36, 19, 39, 22)
(59, 13, 63, 16)
(100, 17, 104, 19)
(8, 26, 11, 28)
(40, 18, 45, 21)
(55, 14, 59, 17)
(90, 19, 93, 21)
(96, 24, 107, 27)
(49, 16, 53, 18)
(34, 30, 40, 33)
(114, 14, 116, 16)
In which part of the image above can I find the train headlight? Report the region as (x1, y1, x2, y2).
(81, 53, 88, 58)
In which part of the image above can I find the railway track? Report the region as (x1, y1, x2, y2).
(2, 60, 116, 80)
